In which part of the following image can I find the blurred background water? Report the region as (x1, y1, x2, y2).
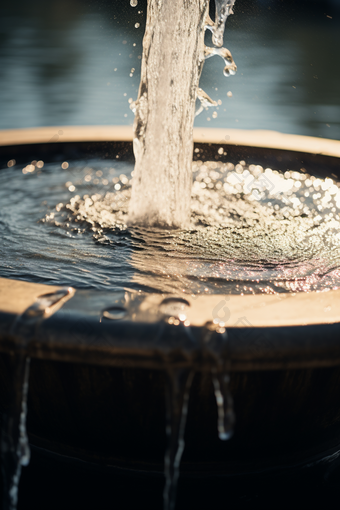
(0, 0, 339, 139)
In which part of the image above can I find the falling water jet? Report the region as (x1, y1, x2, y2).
(163, 369, 194, 510)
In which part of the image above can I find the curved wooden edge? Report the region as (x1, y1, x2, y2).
(1, 126, 340, 158)
(1, 277, 340, 329)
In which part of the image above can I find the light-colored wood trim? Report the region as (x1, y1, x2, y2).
(1, 126, 340, 158)
(1, 277, 340, 328)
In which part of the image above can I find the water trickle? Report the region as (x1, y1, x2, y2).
(0, 288, 74, 510)
(163, 369, 194, 510)
(212, 371, 235, 440)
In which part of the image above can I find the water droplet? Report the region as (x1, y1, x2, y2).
(130, 0, 138, 6)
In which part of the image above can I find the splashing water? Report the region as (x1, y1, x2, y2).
(128, 0, 237, 228)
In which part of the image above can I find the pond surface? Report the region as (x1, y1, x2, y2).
(0, 0, 339, 139)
